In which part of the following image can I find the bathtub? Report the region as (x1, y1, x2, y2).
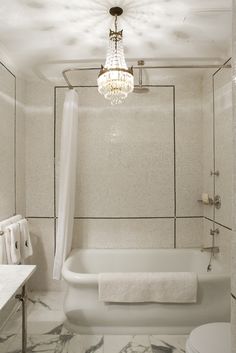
(62, 248, 230, 334)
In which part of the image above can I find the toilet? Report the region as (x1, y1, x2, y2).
(186, 322, 231, 353)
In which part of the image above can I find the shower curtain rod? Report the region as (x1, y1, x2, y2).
(62, 63, 231, 88)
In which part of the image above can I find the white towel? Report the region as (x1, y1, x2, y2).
(0, 233, 7, 264)
(98, 272, 198, 303)
(0, 215, 23, 265)
(6, 223, 21, 264)
(8, 215, 22, 224)
(0, 215, 22, 229)
(18, 219, 33, 259)
(3, 229, 12, 264)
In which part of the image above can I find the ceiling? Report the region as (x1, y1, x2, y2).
(0, 0, 232, 75)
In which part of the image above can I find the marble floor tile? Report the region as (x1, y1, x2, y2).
(55, 335, 104, 353)
(28, 292, 64, 312)
(0, 311, 22, 335)
(149, 335, 187, 353)
(0, 291, 189, 353)
(104, 335, 151, 353)
(60, 324, 75, 335)
(27, 322, 63, 335)
(0, 334, 16, 353)
(26, 307, 65, 335)
(6, 334, 60, 353)
(27, 308, 66, 324)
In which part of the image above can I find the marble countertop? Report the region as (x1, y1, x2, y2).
(0, 265, 36, 310)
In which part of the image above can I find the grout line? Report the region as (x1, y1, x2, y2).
(212, 71, 216, 224)
(53, 87, 57, 254)
(173, 86, 177, 248)
(0, 60, 16, 78)
(14, 74, 17, 215)
(26, 216, 204, 220)
(74, 216, 174, 220)
(176, 216, 203, 218)
(212, 57, 232, 77)
(204, 216, 232, 231)
(26, 216, 55, 219)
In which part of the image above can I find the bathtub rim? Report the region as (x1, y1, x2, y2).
(62, 248, 230, 285)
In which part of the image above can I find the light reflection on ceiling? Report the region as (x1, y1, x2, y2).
(0, 0, 231, 72)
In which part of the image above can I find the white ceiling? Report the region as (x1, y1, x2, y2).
(0, 0, 232, 74)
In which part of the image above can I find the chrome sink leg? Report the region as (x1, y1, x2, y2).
(16, 285, 27, 353)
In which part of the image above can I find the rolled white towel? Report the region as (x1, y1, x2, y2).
(0, 223, 8, 264)
(18, 219, 33, 260)
(4, 229, 12, 264)
(0, 215, 23, 264)
(0, 233, 7, 264)
(6, 223, 21, 264)
(0, 215, 22, 229)
(9, 215, 22, 224)
(98, 272, 198, 303)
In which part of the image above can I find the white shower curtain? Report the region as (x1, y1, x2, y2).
(53, 89, 79, 280)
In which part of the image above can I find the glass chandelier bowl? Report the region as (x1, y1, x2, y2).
(97, 8, 134, 105)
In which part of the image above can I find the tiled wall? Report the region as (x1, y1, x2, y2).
(0, 63, 26, 327)
(24, 68, 232, 290)
(0, 62, 15, 221)
(202, 64, 232, 274)
(23, 72, 204, 289)
(232, 2, 236, 350)
(214, 67, 233, 229)
(203, 61, 234, 349)
(24, 80, 59, 290)
(16, 76, 26, 216)
(0, 61, 16, 327)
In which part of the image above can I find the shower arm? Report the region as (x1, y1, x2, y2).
(62, 63, 231, 89)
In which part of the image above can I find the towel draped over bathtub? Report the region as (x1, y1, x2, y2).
(98, 272, 198, 303)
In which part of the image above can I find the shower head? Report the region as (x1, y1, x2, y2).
(133, 60, 149, 94)
(133, 86, 150, 94)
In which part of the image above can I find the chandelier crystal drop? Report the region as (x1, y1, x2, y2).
(97, 7, 134, 105)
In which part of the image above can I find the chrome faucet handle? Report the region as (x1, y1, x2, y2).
(214, 195, 221, 209)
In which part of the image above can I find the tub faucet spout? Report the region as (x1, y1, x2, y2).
(201, 246, 219, 254)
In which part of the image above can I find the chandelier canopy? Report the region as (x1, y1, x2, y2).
(97, 7, 134, 105)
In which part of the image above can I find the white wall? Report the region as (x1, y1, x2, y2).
(0, 63, 27, 328)
(232, 2, 236, 350)
(214, 68, 233, 229)
(16, 76, 26, 215)
(23, 71, 205, 290)
(0, 63, 15, 220)
(23, 80, 59, 290)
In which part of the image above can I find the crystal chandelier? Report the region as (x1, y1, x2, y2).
(97, 7, 134, 105)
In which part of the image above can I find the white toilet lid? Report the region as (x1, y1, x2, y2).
(187, 322, 231, 353)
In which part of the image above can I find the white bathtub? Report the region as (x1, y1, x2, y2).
(62, 248, 230, 334)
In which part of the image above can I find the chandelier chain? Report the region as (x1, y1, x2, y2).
(115, 14, 118, 32)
